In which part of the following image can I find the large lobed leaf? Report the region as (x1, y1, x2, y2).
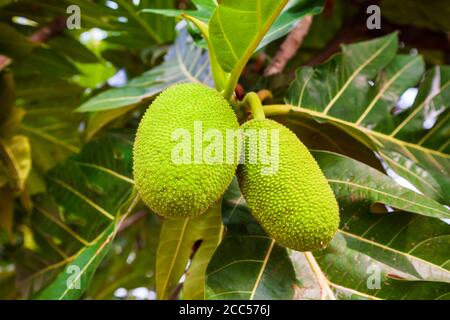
(0, 0, 176, 46)
(17, 75, 84, 173)
(16, 132, 136, 298)
(156, 203, 223, 300)
(144, 0, 324, 52)
(313, 151, 449, 219)
(205, 179, 298, 300)
(85, 213, 161, 300)
(209, 0, 289, 97)
(207, 152, 449, 299)
(314, 203, 450, 299)
(76, 27, 213, 113)
(265, 33, 449, 204)
(145, 0, 324, 97)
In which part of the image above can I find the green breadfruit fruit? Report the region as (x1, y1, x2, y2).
(133, 83, 239, 218)
(237, 119, 339, 251)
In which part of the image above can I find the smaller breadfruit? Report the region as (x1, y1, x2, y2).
(133, 83, 239, 218)
(237, 119, 339, 251)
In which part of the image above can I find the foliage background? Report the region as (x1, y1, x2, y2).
(0, 0, 449, 300)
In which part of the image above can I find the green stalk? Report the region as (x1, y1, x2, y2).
(181, 14, 228, 91)
(223, 68, 241, 100)
(242, 92, 266, 121)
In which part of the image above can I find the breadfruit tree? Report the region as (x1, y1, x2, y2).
(0, 0, 449, 300)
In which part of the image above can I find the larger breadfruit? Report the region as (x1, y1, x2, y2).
(133, 83, 239, 218)
(237, 119, 339, 251)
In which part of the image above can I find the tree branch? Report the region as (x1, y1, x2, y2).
(117, 210, 148, 233)
(264, 16, 313, 76)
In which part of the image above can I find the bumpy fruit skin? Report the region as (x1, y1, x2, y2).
(237, 119, 339, 251)
(133, 83, 239, 218)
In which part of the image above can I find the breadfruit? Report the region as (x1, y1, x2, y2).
(237, 119, 339, 251)
(133, 83, 239, 218)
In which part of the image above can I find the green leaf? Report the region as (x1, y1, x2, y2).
(47, 36, 99, 64)
(85, 105, 137, 141)
(270, 113, 385, 172)
(380, 0, 450, 32)
(76, 27, 213, 113)
(12, 47, 81, 78)
(309, 151, 450, 299)
(265, 34, 449, 204)
(145, 0, 325, 51)
(0, 22, 36, 58)
(46, 133, 134, 225)
(0, 0, 12, 7)
(2, 0, 176, 48)
(156, 203, 222, 300)
(85, 213, 161, 300)
(35, 190, 140, 300)
(114, 0, 176, 44)
(205, 180, 297, 300)
(0, 186, 14, 238)
(286, 33, 400, 117)
(314, 202, 450, 299)
(16, 75, 83, 172)
(209, 0, 289, 72)
(0, 70, 15, 126)
(289, 250, 335, 299)
(35, 223, 115, 300)
(208, 154, 449, 300)
(0, 135, 31, 192)
(74, 60, 116, 89)
(391, 67, 450, 149)
(182, 203, 223, 300)
(257, 0, 325, 50)
(146, 0, 324, 93)
(313, 150, 449, 219)
(140, 0, 218, 23)
(16, 133, 135, 297)
(209, 0, 293, 98)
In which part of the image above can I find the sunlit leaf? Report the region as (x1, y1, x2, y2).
(265, 34, 449, 204)
(86, 213, 161, 300)
(76, 27, 213, 113)
(35, 190, 140, 300)
(16, 132, 135, 297)
(156, 203, 222, 300)
(313, 151, 449, 219)
(205, 180, 297, 300)
(182, 203, 223, 300)
(0, 135, 31, 191)
(315, 205, 450, 299)
(145, 0, 325, 51)
(47, 35, 99, 64)
(209, 0, 289, 73)
(0, 22, 36, 58)
(12, 47, 80, 78)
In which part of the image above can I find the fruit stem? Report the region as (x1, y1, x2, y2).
(242, 92, 266, 121)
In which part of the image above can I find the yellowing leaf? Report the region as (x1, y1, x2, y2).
(0, 135, 31, 191)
